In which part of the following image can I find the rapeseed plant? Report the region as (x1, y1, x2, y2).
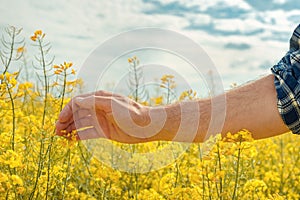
(0, 26, 299, 199)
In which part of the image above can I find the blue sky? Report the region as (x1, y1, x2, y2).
(1, 0, 299, 94)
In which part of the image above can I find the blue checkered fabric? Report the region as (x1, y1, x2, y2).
(271, 24, 300, 134)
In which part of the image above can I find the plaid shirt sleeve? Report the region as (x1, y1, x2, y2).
(271, 24, 300, 134)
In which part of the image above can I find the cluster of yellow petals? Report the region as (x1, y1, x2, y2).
(151, 96, 163, 105)
(160, 74, 176, 89)
(128, 56, 138, 63)
(160, 74, 174, 83)
(225, 129, 254, 142)
(53, 62, 75, 75)
(11, 175, 23, 186)
(30, 29, 46, 41)
(179, 89, 197, 101)
(16, 46, 25, 53)
(0, 72, 19, 88)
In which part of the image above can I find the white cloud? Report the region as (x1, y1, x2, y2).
(185, 13, 212, 26)
(213, 18, 264, 33)
(220, 0, 252, 10)
(273, 0, 287, 4)
(0, 0, 298, 90)
(259, 10, 295, 29)
(142, 0, 252, 11)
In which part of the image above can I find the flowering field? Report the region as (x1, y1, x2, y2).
(1, 26, 300, 200)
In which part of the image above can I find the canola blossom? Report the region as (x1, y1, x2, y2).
(0, 26, 300, 199)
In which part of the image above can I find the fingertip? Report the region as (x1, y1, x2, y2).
(55, 121, 68, 136)
(58, 112, 68, 122)
(59, 103, 72, 122)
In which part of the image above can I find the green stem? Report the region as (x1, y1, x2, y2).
(39, 38, 48, 125)
(59, 69, 67, 110)
(206, 166, 212, 200)
(29, 139, 45, 200)
(198, 144, 205, 200)
(167, 80, 170, 104)
(62, 147, 71, 199)
(135, 173, 139, 200)
(29, 37, 48, 200)
(78, 143, 92, 176)
(3, 27, 16, 75)
(45, 138, 53, 200)
(133, 61, 139, 102)
(6, 84, 16, 151)
(46, 69, 67, 198)
(217, 143, 223, 200)
(232, 138, 242, 200)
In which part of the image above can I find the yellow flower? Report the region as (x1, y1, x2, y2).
(34, 30, 42, 36)
(140, 101, 149, 106)
(30, 35, 37, 41)
(0, 150, 23, 168)
(52, 82, 59, 87)
(66, 80, 77, 86)
(64, 62, 73, 69)
(179, 90, 196, 101)
(71, 69, 76, 75)
(151, 96, 163, 105)
(160, 75, 168, 82)
(215, 170, 225, 179)
(170, 83, 176, 89)
(166, 75, 174, 79)
(160, 74, 175, 85)
(54, 69, 63, 75)
(24, 82, 33, 88)
(0, 172, 8, 182)
(12, 71, 19, 76)
(243, 179, 267, 192)
(10, 78, 17, 87)
(5, 72, 11, 81)
(179, 91, 188, 101)
(11, 175, 23, 186)
(53, 65, 60, 69)
(17, 186, 25, 194)
(17, 46, 25, 53)
(31, 30, 44, 41)
(128, 58, 133, 63)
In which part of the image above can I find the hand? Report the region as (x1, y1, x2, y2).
(55, 90, 154, 143)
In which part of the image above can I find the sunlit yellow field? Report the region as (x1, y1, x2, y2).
(0, 26, 300, 200)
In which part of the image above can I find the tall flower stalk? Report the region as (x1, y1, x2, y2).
(127, 56, 148, 103)
(232, 135, 243, 200)
(0, 26, 24, 151)
(51, 62, 77, 199)
(29, 30, 54, 200)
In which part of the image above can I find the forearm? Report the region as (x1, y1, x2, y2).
(148, 74, 289, 143)
(221, 74, 289, 139)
